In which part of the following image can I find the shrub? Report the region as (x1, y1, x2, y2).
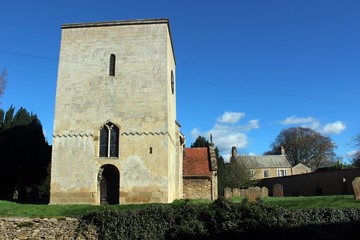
(79, 205, 175, 240)
(78, 199, 360, 239)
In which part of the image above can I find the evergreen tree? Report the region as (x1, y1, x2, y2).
(0, 106, 51, 202)
(216, 154, 226, 196)
(3, 105, 15, 130)
(0, 109, 4, 132)
(12, 107, 36, 127)
(190, 135, 210, 148)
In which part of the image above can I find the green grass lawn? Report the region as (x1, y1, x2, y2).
(1, 195, 359, 218)
(0, 200, 152, 218)
(232, 195, 360, 209)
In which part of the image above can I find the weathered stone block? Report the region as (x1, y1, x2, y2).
(224, 187, 232, 199)
(273, 184, 283, 197)
(232, 188, 240, 197)
(254, 186, 261, 197)
(352, 177, 360, 200)
(240, 189, 246, 197)
(246, 187, 257, 202)
(260, 187, 269, 197)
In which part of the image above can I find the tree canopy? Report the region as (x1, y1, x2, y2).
(223, 158, 253, 189)
(0, 106, 51, 201)
(265, 127, 336, 169)
(190, 135, 210, 148)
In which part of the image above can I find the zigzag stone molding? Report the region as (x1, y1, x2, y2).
(53, 133, 94, 138)
(52, 131, 167, 138)
(121, 131, 167, 136)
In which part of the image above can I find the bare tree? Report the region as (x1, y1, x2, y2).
(352, 133, 360, 167)
(266, 127, 336, 169)
(225, 154, 254, 188)
(0, 68, 7, 100)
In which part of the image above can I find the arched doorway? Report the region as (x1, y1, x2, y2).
(99, 165, 119, 204)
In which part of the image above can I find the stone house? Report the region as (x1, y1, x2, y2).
(50, 19, 185, 205)
(292, 163, 311, 175)
(183, 146, 218, 200)
(230, 147, 292, 180)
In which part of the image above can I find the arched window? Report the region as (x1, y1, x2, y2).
(99, 122, 119, 158)
(109, 54, 116, 76)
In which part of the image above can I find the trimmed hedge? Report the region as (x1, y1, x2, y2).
(78, 198, 360, 240)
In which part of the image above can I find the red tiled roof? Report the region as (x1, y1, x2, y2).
(183, 147, 212, 176)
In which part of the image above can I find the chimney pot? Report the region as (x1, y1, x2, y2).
(281, 146, 285, 155)
(232, 146, 237, 157)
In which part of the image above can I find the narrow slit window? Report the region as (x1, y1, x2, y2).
(109, 54, 116, 76)
(171, 70, 174, 94)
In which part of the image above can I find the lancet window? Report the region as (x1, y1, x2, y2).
(99, 122, 119, 158)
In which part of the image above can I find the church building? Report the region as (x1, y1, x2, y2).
(50, 19, 184, 204)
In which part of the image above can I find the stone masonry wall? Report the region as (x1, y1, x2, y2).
(0, 218, 97, 239)
(183, 178, 212, 200)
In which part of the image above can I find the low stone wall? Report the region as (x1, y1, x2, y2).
(0, 217, 98, 239)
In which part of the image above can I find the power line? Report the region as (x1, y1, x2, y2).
(182, 79, 360, 107)
(0, 50, 58, 61)
(1, 49, 359, 107)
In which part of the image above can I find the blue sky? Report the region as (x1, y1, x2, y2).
(0, 0, 359, 162)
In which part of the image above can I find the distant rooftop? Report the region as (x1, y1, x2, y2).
(233, 155, 291, 169)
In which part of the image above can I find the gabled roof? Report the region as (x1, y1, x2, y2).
(233, 155, 291, 169)
(292, 163, 312, 174)
(183, 147, 213, 176)
(293, 163, 311, 170)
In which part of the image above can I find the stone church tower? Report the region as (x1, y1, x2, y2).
(50, 19, 184, 204)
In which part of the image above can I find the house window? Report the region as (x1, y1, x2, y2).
(109, 54, 116, 76)
(247, 169, 254, 178)
(263, 170, 269, 178)
(99, 122, 119, 158)
(277, 169, 287, 177)
(171, 70, 174, 94)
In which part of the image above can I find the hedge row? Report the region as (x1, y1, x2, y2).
(77, 198, 360, 240)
